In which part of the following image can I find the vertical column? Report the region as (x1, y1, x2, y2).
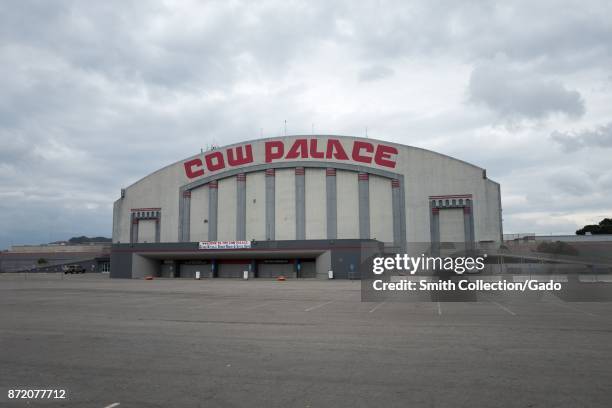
(463, 200, 475, 248)
(236, 173, 246, 240)
(326, 168, 337, 239)
(430, 203, 440, 255)
(265, 169, 275, 240)
(295, 167, 305, 240)
(182, 191, 191, 242)
(208, 181, 218, 241)
(155, 211, 161, 243)
(391, 179, 401, 246)
(130, 212, 139, 244)
(358, 172, 370, 239)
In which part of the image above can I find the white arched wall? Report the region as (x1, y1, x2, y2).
(369, 175, 394, 244)
(189, 186, 209, 241)
(305, 168, 326, 239)
(336, 170, 359, 239)
(246, 171, 266, 241)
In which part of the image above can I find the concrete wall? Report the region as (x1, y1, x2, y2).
(305, 168, 326, 239)
(483, 180, 502, 242)
(113, 161, 186, 243)
(138, 220, 157, 243)
(275, 169, 295, 240)
(190, 185, 209, 241)
(131, 254, 159, 278)
(439, 208, 465, 242)
(369, 175, 393, 244)
(246, 171, 266, 241)
(399, 147, 500, 243)
(336, 170, 359, 239)
(217, 177, 236, 241)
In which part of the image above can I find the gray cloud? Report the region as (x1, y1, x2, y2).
(336, 1, 612, 71)
(547, 169, 596, 196)
(551, 122, 612, 152)
(1, 0, 612, 248)
(358, 65, 394, 82)
(468, 61, 585, 120)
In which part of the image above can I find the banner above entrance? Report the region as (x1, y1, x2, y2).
(198, 241, 252, 250)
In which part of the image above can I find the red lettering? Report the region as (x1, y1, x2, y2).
(265, 141, 284, 163)
(286, 139, 308, 159)
(227, 144, 254, 166)
(184, 158, 204, 179)
(325, 139, 349, 160)
(309, 139, 325, 159)
(205, 151, 225, 171)
(352, 141, 374, 164)
(374, 145, 398, 168)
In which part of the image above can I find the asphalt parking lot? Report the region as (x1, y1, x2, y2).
(1, 273, 611, 408)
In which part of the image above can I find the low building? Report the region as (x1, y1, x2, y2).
(0, 243, 110, 273)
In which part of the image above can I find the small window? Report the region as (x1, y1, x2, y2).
(452, 199, 456, 205)
(445, 199, 449, 206)
(459, 199, 464, 205)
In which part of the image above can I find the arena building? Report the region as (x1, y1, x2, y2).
(111, 135, 502, 279)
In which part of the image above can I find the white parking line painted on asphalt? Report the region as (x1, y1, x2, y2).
(491, 301, 516, 316)
(368, 302, 385, 313)
(551, 301, 597, 317)
(304, 301, 333, 312)
(103, 403, 120, 408)
(437, 302, 442, 316)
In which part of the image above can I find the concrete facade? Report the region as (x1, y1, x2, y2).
(245, 171, 266, 241)
(112, 135, 503, 278)
(110, 240, 380, 280)
(305, 168, 326, 239)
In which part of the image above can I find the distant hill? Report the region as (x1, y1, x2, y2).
(51, 236, 112, 244)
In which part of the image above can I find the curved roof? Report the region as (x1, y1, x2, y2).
(123, 134, 492, 190)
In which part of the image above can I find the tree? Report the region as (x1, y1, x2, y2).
(37, 258, 48, 265)
(576, 218, 612, 235)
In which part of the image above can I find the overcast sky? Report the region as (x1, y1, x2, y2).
(1, 1, 611, 249)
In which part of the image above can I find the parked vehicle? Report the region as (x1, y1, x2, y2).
(62, 264, 86, 274)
